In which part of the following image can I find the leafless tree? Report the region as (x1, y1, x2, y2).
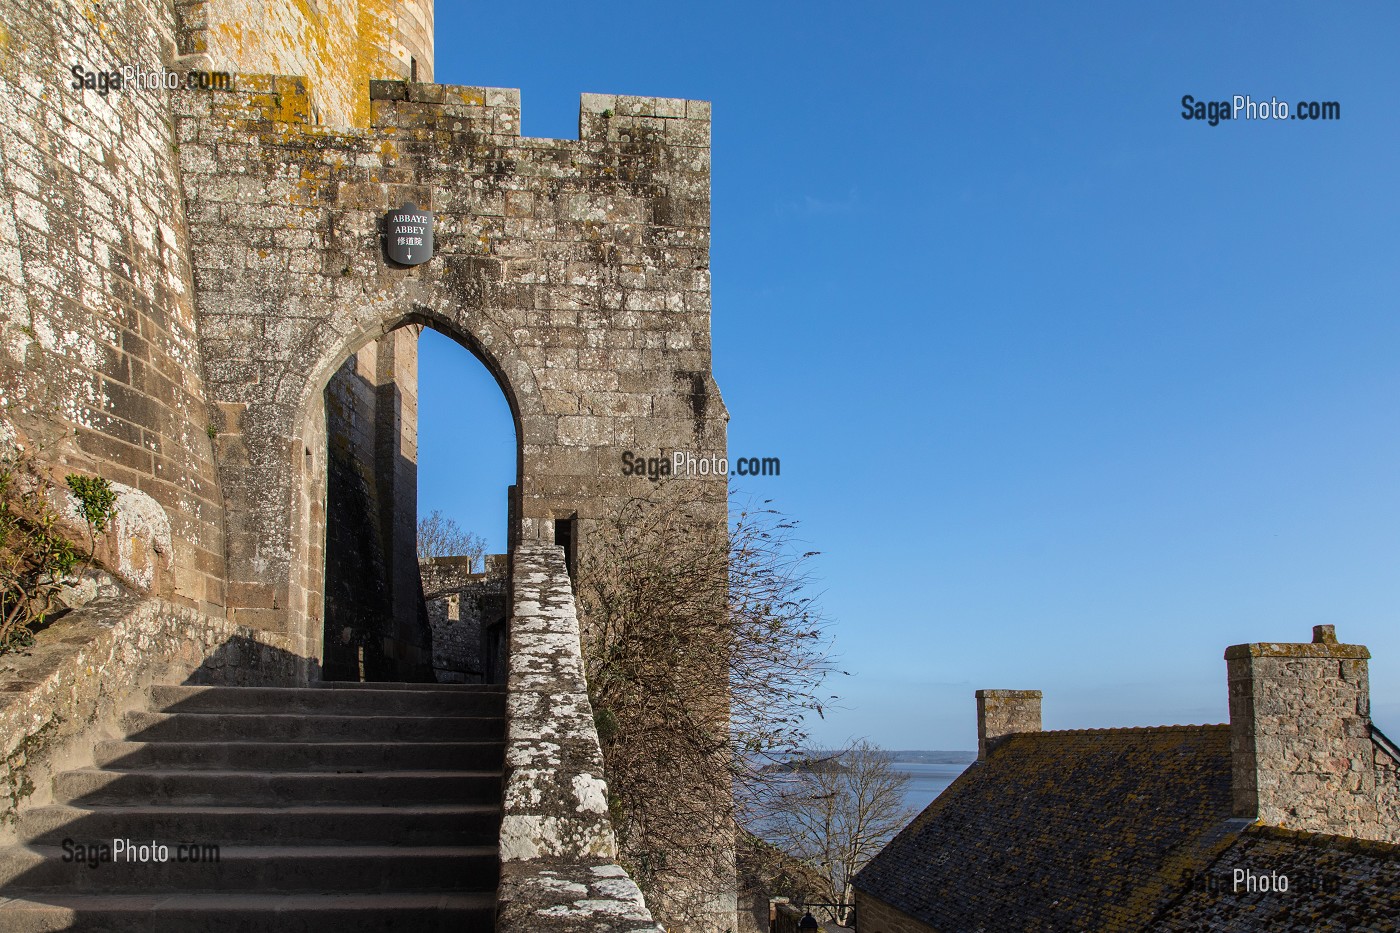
(577, 484, 839, 930)
(760, 740, 914, 926)
(416, 509, 486, 570)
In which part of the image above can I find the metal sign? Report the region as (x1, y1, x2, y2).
(385, 203, 433, 265)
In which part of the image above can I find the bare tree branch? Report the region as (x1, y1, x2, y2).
(416, 509, 487, 570)
(577, 484, 840, 929)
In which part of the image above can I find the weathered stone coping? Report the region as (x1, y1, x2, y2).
(499, 860, 664, 932)
(0, 594, 298, 830)
(497, 543, 662, 932)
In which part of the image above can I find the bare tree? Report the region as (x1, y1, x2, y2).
(760, 740, 915, 925)
(577, 484, 839, 930)
(416, 509, 486, 570)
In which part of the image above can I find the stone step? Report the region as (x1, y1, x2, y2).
(0, 844, 497, 895)
(0, 892, 495, 932)
(53, 769, 501, 807)
(149, 685, 505, 717)
(121, 711, 504, 743)
(313, 681, 503, 692)
(16, 803, 500, 847)
(0, 680, 507, 930)
(94, 739, 505, 772)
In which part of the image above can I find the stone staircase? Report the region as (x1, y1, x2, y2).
(0, 682, 505, 931)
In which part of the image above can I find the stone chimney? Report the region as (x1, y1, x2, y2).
(1225, 625, 1383, 837)
(976, 689, 1042, 760)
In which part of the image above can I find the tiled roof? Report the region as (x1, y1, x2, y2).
(852, 725, 1237, 932)
(1149, 825, 1400, 932)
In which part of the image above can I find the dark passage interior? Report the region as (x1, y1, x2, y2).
(320, 323, 518, 684)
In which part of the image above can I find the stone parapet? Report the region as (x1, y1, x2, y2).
(0, 593, 299, 830)
(497, 542, 661, 932)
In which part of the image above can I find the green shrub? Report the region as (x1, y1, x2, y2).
(65, 474, 117, 532)
(0, 464, 114, 654)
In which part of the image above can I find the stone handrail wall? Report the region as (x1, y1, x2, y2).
(497, 542, 663, 932)
(1, 594, 299, 831)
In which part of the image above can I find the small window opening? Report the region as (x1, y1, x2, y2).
(554, 514, 577, 580)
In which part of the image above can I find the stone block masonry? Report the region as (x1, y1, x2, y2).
(496, 542, 662, 933)
(174, 74, 727, 669)
(852, 892, 935, 933)
(3, 0, 735, 917)
(422, 554, 509, 683)
(173, 0, 435, 127)
(175, 73, 734, 922)
(1, 593, 299, 829)
(976, 688, 1042, 760)
(323, 326, 431, 681)
(1226, 625, 1398, 842)
(0, 0, 229, 614)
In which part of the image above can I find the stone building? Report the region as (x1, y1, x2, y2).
(852, 626, 1399, 932)
(421, 553, 509, 683)
(0, 0, 733, 926)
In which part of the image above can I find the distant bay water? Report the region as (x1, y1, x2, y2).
(889, 751, 975, 813)
(744, 750, 975, 847)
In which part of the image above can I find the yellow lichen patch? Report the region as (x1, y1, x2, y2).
(449, 88, 487, 108)
(271, 77, 312, 124)
(290, 179, 326, 206)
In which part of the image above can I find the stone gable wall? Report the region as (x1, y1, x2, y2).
(1373, 738, 1400, 836)
(853, 892, 935, 933)
(0, 0, 228, 613)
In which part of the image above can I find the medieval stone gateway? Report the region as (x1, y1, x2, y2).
(0, 0, 734, 928)
(181, 77, 727, 680)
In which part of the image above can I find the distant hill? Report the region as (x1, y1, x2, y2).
(767, 750, 977, 769)
(887, 750, 977, 764)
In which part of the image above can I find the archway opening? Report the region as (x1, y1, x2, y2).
(319, 323, 518, 683)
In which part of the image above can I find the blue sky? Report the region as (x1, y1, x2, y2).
(416, 2, 1400, 749)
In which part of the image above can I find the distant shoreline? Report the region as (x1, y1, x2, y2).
(889, 750, 976, 764)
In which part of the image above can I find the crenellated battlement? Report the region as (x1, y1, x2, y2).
(362, 81, 714, 150)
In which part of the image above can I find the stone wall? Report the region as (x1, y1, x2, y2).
(174, 73, 727, 685)
(1226, 625, 1395, 842)
(975, 688, 1042, 760)
(853, 892, 933, 933)
(323, 326, 430, 681)
(1, 591, 299, 830)
(421, 553, 508, 683)
(0, 0, 228, 614)
(173, 0, 433, 127)
(1369, 729, 1400, 834)
(496, 542, 662, 933)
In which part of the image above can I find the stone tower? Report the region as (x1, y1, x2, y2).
(175, 0, 435, 126)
